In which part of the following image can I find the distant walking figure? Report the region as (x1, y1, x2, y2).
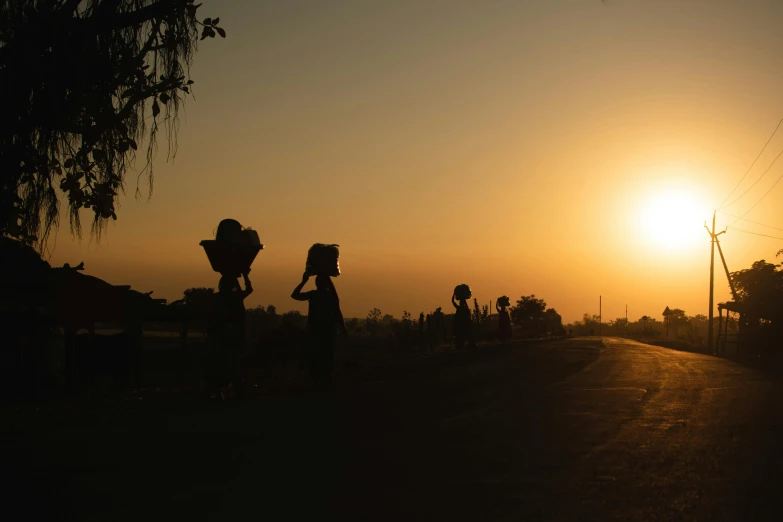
(214, 270, 253, 398)
(496, 296, 512, 342)
(291, 271, 347, 379)
(452, 284, 473, 351)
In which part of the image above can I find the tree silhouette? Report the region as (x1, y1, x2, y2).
(510, 295, 547, 333)
(544, 308, 565, 335)
(731, 260, 783, 319)
(667, 308, 688, 337)
(0, 0, 225, 246)
(183, 286, 214, 305)
(366, 307, 382, 335)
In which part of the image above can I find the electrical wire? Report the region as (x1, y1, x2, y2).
(728, 227, 783, 241)
(722, 145, 783, 209)
(719, 115, 783, 209)
(716, 210, 783, 233)
(727, 169, 783, 227)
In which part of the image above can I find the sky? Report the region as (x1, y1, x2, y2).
(50, 0, 783, 323)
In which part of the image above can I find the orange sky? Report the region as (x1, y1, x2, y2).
(49, 0, 783, 322)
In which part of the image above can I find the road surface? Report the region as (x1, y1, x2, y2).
(4, 337, 783, 521)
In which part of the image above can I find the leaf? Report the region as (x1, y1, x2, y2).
(213, 17, 219, 25)
(64, 158, 74, 168)
(159, 92, 170, 104)
(55, 166, 63, 175)
(152, 100, 160, 117)
(186, 80, 194, 85)
(129, 139, 138, 150)
(119, 142, 129, 153)
(203, 17, 212, 25)
(216, 27, 226, 38)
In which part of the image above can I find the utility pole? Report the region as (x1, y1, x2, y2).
(705, 211, 725, 353)
(599, 295, 602, 336)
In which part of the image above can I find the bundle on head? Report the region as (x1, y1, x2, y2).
(201, 218, 264, 278)
(454, 284, 472, 300)
(215, 219, 243, 242)
(498, 296, 511, 308)
(215, 219, 260, 245)
(306, 244, 340, 277)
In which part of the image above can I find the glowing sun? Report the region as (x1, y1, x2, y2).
(639, 189, 708, 250)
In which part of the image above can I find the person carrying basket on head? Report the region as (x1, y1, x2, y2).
(291, 244, 347, 380)
(496, 296, 512, 342)
(452, 284, 473, 352)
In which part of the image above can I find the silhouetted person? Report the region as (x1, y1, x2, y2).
(291, 271, 347, 379)
(496, 301, 512, 342)
(214, 270, 253, 399)
(452, 292, 471, 352)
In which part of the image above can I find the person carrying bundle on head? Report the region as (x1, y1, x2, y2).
(200, 218, 263, 400)
(496, 295, 512, 342)
(452, 284, 472, 352)
(291, 244, 347, 380)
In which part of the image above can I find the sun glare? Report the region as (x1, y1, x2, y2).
(639, 189, 708, 251)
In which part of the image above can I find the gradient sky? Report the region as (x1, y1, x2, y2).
(49, 0, 783, 322)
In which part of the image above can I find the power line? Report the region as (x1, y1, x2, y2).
(729, 227, 783, 241)
(716, 210, 783, 233)
(727, 169, 783, 226)
(719, 115, 783, 208)
(722, 145, 783, 209)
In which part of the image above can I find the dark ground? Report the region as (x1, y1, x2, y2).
(3, 337, 783, 521)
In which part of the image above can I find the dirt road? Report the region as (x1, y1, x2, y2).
(4, 337, 782, 521)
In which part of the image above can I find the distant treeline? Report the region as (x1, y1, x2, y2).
(565, 310, 721, 346)
(174, 289, 567, 351)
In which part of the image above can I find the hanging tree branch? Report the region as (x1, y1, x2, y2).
(0, 0, 226, 249)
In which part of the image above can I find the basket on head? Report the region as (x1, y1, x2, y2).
(454, 284, 472, 300)
(497, 296, 511, 308)
(306, 244, 340, 277)
(201, 218, 264, 277)
(200, 240, 263, 277)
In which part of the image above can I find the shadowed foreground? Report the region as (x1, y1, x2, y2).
(4, 337, 783, 521)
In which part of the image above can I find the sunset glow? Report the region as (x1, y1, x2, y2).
(45, 1, 783, 323)
(639, 189, 709, 251)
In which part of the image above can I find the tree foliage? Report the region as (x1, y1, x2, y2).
(510, 294, 547, 329)
(182, 286, 213, 305)
(510, 295, 564, 336)
(0, 0, 225, 247)
(731, 260, 783, 319)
